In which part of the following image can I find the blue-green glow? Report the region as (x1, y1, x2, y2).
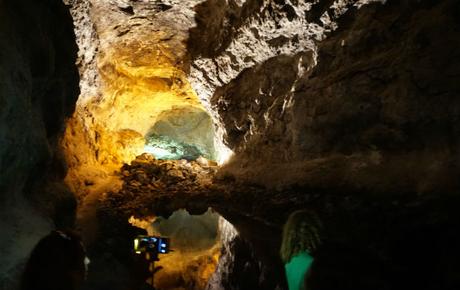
(144, 145, 178, 160)
(144, 134, 210, 160)
(285, 251, 314, 290)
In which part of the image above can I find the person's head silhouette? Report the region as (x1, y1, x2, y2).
(21, 230, 89, 290)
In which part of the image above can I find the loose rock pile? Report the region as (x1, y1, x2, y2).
(104, 153, 220, 217)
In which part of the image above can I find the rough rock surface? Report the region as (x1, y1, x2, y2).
(1, 0, 459, 290)
(92, 154, 287, 290)
(188, 0, 385, 162)
(98, 155, 460, 290)
(4, 0, 453, 289)
(61, 1, 460, 290)
(107, 154, 218, 217)
(0, 0, 79, 288)
(187, 2, 460, 285)
(62, 0, 217, 197)
(189, 0, 460, 195)
(147, 107, 217, 160)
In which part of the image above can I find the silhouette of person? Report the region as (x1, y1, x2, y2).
(21, 230, 89, 290)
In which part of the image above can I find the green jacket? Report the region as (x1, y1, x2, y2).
(285, 251, 314, 290)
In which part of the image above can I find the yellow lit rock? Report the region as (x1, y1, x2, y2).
(63, 12, 209, 194)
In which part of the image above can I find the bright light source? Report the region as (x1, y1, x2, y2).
(144, 132, 211, 161)
(214, 126, 234, 165)
(144, 145, 172, 159)
(216, 146, 234, 165)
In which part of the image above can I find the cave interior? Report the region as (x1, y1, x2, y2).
(1, 0, 460, 290)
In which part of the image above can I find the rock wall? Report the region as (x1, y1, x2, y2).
(62, 0, 216, 196)
(57, 1, 460, 289)
(185, 2, 460, 286)
(189, 0, 460, 195)
(147, 107, 217, 160)
(0, 0, 79, 288)
(1, 0, 458, 289)
(206, 213, 287, 290)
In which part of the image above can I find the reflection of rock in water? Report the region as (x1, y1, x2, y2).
(148, 209, 221, 290)
(154, 246, 220, 290)
(152, 208, 219, 251)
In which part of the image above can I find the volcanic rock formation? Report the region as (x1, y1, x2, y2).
(1, 0, 460, 290)
(190, 0, 460, 193)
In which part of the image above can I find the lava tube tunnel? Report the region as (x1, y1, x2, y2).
(1, 1, 460, 290)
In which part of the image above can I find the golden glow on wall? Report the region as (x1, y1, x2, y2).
(63, 30, 208, 183)
(62, 23, 233, 195)
(96, 37, 204, 136)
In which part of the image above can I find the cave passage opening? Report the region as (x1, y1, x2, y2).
(59, 2, 241, 289)
(129, 208, 236, 290)
(143, 106, 217, 162)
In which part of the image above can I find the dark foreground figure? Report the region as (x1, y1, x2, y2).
(21, 230, 88, 290)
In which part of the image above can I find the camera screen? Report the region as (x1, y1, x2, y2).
(134, 235, 170, 254)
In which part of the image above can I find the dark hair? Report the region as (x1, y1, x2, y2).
(21, 230, 86, 290)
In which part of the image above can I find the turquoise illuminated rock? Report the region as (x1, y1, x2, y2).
(145, 134, 209, 161)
